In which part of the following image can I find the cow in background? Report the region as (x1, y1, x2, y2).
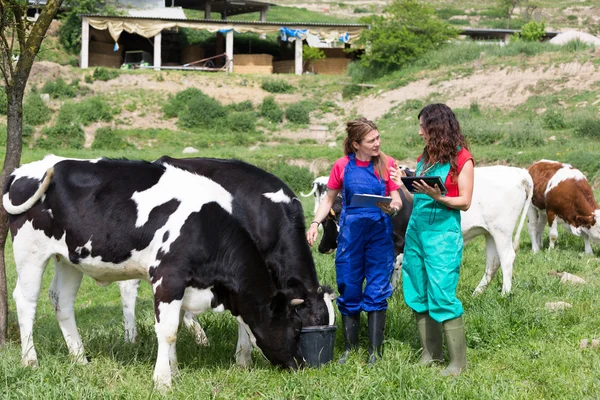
(301, 176, 329, 216)
(527, 159, 600, 254)
(318, 166, 533, 295)
(2, 156, 306, 389)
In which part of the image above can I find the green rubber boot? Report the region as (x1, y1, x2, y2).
(338, 314, 360, 365)
(441, 316, 467, 376)
(367, 310, 386, 364)
(415, 312, 444, 366)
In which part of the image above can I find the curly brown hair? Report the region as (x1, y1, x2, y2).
(343, 117, 389, 181)
(418, 104, 469, 181)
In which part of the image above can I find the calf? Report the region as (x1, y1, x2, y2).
(318, 166, 533, 295)
(2, 156, 306, 389)
(300, 176, 329, 216)
(527, 160, 600, 254)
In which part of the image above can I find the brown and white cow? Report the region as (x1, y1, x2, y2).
(527, 159, 600, 254)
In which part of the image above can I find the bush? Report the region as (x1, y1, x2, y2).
(542, 109, 567, 130)
(261, 78, 295, 94)
(469, 101, 481, 116)
(462, 119, 505, 145)
(57, 97, 114, 126)
(92, 67, 120, 82)
(178, 93, 226, 129)
(37, 124, 85, 149)
(573, 118, 600, 139)
(92, 127, 133, 150)
(41, 77, 78, 99)
(342, 84, 363, 100)
(59, 0, 115, 54)
(285, 101, 314, 125)
(260, 96, 283, 123)
(227, 111, 257, 133)
(502, 121, 545, 148)
(520, 20, 546, 42)
(268, 163, 314, 195)
(163, 88, 206, 119)
(0, 88, 7, 115)
(227, 100, 254, 112)
(23, 94, 52, 126)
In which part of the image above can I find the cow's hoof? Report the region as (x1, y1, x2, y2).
(23, 359, 39, 368)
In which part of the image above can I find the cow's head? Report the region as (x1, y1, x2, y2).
(584, 209, 600, 243)
(285, 277, 336, 327)
(251, 292, 305, 369)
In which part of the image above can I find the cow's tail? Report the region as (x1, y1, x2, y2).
(513, 171, 534, 251)
(300, 183, 317, 197)
(2, 168, 54, 215)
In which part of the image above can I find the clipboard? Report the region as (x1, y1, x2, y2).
(401, 176, 448, 195)
(349, 194, 392, 208)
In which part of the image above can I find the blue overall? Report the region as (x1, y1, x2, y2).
(402, 160, 464, 323)
(335, 153, 395, 316)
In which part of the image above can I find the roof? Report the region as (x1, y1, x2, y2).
(459, 27, 561, 40)
(173, 0, 275, 16)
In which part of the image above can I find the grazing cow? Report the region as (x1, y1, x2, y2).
(527, 160, 600, 254)
(300, 176, 329, 215)
(318, 166, 533, 295)
(2, 155, 306, 389)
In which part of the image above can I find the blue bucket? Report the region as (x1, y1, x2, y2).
(300, 325, 337, 368)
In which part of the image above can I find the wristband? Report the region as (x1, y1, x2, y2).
(310, 221, 320, 226)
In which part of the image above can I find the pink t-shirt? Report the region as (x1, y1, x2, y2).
(327, 155, 400, 196)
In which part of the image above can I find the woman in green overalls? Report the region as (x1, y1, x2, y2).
(391, 104, 474, 376)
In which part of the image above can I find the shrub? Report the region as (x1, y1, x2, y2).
(0, 88, 7, 115)
(163, 88, 206, 119)
(23, 94, 52, 126)
(0, 124, 33, 146)
(342, 84, 363, 100)
(285, 101, 314, 125)
(92, 67, 120, 82)
(469, 101, 481, 116)
(37, 124, 85, 149)
(260, 96, 283, 123)
(353, 7, 369, 13)
(41, 77, 78, 99)
(261, 78, 295, 94)
(462, 119, 505, 145)
(542, 109, 567, 130)
(520, 20, 546, 42)
(178, 93, 226, 129)
(226, 111, 257, 133)
(57, 97, 114, 126)
(268, 163, 314, 195)
(0, 125, 5, 146)
(502, 121, 545, 148)
(92, 127, 133, 150)
(228, 100, 254, 112)
(573, 118, 600, 139)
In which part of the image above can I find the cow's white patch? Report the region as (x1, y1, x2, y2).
(545, 167, 586, 195)
(213, 304, 225, 312)
(153, 277, 163, 292)
(75, 239, 93, 257)
(181, 286, 214, 315)
(263, 189, 291, 204)
(237, 316, 267, 362)
(44, 209, 53, 218)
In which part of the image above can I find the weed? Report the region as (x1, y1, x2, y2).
(503, 121, 545, 148)
(41, 77, 78, 99)
(285, 101, 315, 125)
(57, 97, 115, 126)
(261, 78, 295, 94)
(573, 118, 600, 139)
(23, 94, 51, 126)
(37, 124, 84, 149)
(178, 93, 226, 129)
(227, 111, 257, 133)
(260, 96, 283, 123)
(92, 127, 133, 150)
(542, 109, 567, 130)
(342, 84, 362, 100)
(92, 67, 120, 82)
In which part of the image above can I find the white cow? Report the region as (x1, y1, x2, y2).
(300, 176, 329, 216)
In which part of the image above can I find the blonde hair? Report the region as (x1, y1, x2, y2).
(343, 117, 389, 181)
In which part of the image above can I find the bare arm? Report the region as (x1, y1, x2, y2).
(390, 165, 414, 204)
(413, 160, 475, 211)
(306, 188, 341, 246)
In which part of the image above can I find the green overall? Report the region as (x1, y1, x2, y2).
(402, 160, 464, 323)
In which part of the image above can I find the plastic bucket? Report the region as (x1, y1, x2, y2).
(300, 325, 337, 368)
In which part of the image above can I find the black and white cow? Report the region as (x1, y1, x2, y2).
(318, 166, 533, 295)
(117, 156, 335, 367)
(2, 155, 307, 389)
(300, 176, 329, 216)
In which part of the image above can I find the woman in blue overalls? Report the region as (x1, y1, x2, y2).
(307, 117, 402, 364)
(391, 104, 474, 376)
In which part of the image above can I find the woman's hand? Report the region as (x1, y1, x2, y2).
(377, 200, 402, 216)
(412, 179, 443, 200)
(390, 164, 407, 186)
(306, 222, 320, 246)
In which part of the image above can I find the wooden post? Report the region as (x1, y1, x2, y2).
(154, 31, 162, 71)
(226, 30, 234, 73)
(294, 38, 303, 75)
(259, 7, 268, 39)
(80, 17, 89, 69)
(205, 1, 211, 19)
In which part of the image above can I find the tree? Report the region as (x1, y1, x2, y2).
(0, 0, 65, 346)
(498, 0, 522, 29)
(356, 0, 456, 75)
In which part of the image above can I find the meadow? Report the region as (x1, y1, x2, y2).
(2, 35, 600, 400)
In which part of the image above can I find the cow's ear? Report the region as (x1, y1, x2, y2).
(270, 291, 288, 315)
(576, 215, 594, 227)
(286, 277, 308, 296)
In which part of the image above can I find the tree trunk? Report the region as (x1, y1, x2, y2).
(0, 85, 24, 346)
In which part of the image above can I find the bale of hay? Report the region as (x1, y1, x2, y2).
(89, 53, 122, 68)
(309, 58, 351, 75)
(181, 45, 205, 65)
(272, 60, 295, 74)
(234, 54, 273, 66)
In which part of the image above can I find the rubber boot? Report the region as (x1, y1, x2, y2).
(441, 316, 467, 376)
(338, 314, 360, 365)
(415, 312, 444, 366)
(367, 310, 386, 364)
